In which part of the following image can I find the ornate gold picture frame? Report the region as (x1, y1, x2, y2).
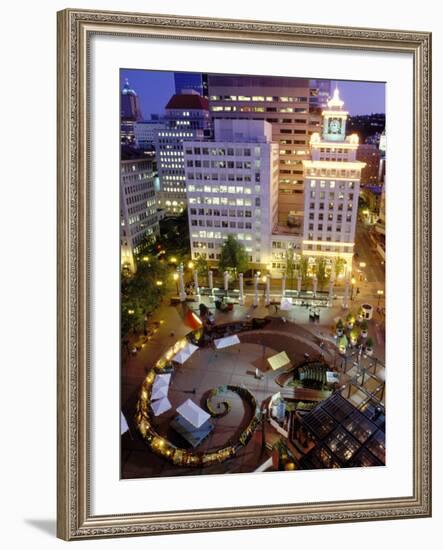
(57, 8, 431, 540)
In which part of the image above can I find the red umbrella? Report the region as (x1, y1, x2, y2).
(185, 310, 203, 330)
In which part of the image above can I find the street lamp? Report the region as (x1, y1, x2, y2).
(173, 272, 179, 295)
(350, 276, 356, 300)
(377, 289, 384, 307)
(188, 261, 194, 270)
(156, 280, 163, 287)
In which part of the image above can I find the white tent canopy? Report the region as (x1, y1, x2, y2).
(151, 397, 172, 416)
(267, 350, 291, 371)
(120, 412, 129, 435)
(172, 343, 199, 364)
(151, 384, 169, 401)
(176, 399, 210, 428)
(153, 373, 171, 387)
(214, 335, 240, 349)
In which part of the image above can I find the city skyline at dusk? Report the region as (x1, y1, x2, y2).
(120, 67, 386, 479)
(120, 69, 385, 119)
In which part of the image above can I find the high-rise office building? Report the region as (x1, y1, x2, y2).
(134, 120, 166, 150)
(120, 154, 159, 272)
(301, 88, 365, 273)
(207, 75, 321, 224)
(155, 93, 212, 215)
(184, 119, 279, 265)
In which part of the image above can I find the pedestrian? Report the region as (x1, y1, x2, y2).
(274, 303, 278, 313)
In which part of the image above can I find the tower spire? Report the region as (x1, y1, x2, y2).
(327, 87, 344, 110)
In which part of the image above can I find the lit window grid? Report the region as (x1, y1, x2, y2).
(184, 142, 278, 264)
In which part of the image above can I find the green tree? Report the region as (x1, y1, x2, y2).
(121, 256, 168, 338)
(194, 255, 209, 284)
(298, 256, 309, 286)
(135, 233, 157, 260)
(315, 257, 330, 289)
(334, 257, 346, 279)
(219, 235, 249, 277)
(285, 248, 297, 289)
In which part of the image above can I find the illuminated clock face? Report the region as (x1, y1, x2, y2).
(328, 118, 342, 134)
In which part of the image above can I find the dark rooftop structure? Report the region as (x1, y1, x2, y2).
(165, 94, 209, 111)
(293, 392, 385, 469)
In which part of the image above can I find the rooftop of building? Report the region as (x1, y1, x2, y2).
(165, 94, 210, 111)
(208, 74, 310, 89)
(135, 119, 165, 125)
(213, 119, 273, 143)
(121, 78, 137, 96)
(121, 145, 153, 161)
(272, 223, 303, 237)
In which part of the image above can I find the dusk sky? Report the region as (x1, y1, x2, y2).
(120, 69, 385, 119)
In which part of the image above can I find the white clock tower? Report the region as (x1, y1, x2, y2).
(322, 87, 348, 142)
(302, 87, 366, 275)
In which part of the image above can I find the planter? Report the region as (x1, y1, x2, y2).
(361, 330, 368, 338)
(336, 328, 344, 337)
(365, 347, 374, 356)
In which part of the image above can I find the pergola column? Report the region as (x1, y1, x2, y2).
(265, 274, 271, 306)
(281, 275, 286, 301)
(253, 273, 259, 307)
(239, 273, 244, 305)
(208, 269, 213, 294)
(193, 269, 200, 299)
(178, 265, 186, 302)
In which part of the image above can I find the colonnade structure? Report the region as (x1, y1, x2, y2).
(175, 267, 349, 309)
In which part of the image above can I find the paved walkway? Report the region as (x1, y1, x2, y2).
(121, 293, 385, 479)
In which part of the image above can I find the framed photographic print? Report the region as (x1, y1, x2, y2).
(57, 8, 432, 540)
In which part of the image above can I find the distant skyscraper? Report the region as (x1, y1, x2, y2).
(155, 93, 212, 214)
(134, 120, 166, 150)
(121, 79, 143, 144)
(121, 78, 142, 121)
(174, 72, 208, 98)
(207, 74, 321, 224)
